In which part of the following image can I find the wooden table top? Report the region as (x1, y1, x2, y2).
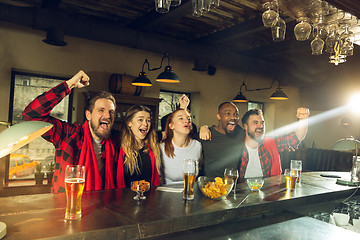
(0, 171, 358, 239)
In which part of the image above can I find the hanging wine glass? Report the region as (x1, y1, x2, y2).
(210, 0, 220, 8)
(312, 12, 328, 40)
(155, 0, 171, 13)
(294, 17, 312, 41)
(340, 25, 354, 52)
(262, 1, 278, 28)
(271, 16, 286, 42)
(192, 0, 204, 17)
(341, 48, 353, 57)
(316, 24, 328, 40)
(201, 0, 211, 12)
(325, 28, 337, 54)
(311, 26, 325, 55)
(171, 0, 181, 7)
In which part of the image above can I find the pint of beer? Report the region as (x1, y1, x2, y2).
(284, 169, 298, 190)
(183, 159, 198, 200)
(64, 165, 85, 220)
(290, 160, 302, 183)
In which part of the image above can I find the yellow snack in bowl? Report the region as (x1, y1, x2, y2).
(202, 177, 229, 199)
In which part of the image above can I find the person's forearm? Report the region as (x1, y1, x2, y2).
(23, 81, 71, 120)
(295, 118, 308, 141)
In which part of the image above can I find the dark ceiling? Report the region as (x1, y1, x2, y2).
(0, 0, 359, 88)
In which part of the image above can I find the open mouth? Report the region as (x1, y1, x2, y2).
(139, 128, 148, 134)
(99, 120, 110, 130)
(226, 121, 236, 131)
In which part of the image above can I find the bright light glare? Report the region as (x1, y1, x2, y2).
(348, 93, 360, 115)
(266, 106, 347, 138)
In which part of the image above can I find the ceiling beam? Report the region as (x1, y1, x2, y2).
(41, 0, 62, 10)
(325, 0, 360, 19)
(194, 16, 265, 44)
(0, 1, 272, 75)
(193, 15, 294, 45)
(239, 38, 309, 58)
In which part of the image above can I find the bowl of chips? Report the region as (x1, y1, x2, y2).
(245, 177, 265, 191)
(197, 176, 234, 200)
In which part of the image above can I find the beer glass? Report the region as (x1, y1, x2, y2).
(284, 169, 298, 190)
(224, 168, 239, 193)
(65, 165, 85, 220)
(183, 159, 198, 200)
(290, 160, 302, 183)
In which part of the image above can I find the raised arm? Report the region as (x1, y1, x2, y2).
(23, 70, 90, 121)
(66, 70, 90, 89)
(22, 70, 90, 145)
(179, 94, 190, 110)
(295, 107, 310, 141)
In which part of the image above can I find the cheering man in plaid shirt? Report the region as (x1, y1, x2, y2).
(23, 70, 120, 193)
(239, 108, 310, 178)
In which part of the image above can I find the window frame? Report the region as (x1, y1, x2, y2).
(5, 70, 73, 185)
(159, 89, 192, 131)
(248, 101, 264, 113)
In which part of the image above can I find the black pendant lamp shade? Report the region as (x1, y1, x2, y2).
(42, 27, 67, 46)
(156, 66, 180, 83)
(133, 53, 180, 86)
(270, 87, 288, 100)
(233, 80, 288, 102)
(233, 91, 248, 103)
(132, 72, 152, 87)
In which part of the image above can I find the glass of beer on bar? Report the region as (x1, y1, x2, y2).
(65, 165, 85, 220)
(290, 160, 302, 183)
(183, 159, 198, 200)
(284, 168, 298, 191)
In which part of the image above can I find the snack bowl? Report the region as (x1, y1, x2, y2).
(197, 176, 234, 200)
(333, 212, 350, 226)
(131, 180, 150, 200)
(246, 177, 265, 191)
(352, 218, 360, 231)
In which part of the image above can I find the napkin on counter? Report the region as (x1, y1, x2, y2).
(156, 185, 183, 193)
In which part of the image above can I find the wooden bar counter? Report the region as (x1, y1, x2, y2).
(0, 172, 359, 239)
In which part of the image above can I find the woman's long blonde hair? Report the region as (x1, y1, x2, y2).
(121, 105, 160, 175)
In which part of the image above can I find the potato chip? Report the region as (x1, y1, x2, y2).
(202, 177, 230, 199)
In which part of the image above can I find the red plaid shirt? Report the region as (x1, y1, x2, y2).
(22, 82, 120, 193)
(239, 133, 299, 178)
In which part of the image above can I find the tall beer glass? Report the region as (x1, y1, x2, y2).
(284, 168, 298, 191)
(290, 160, 302, 183)
(183, 159, 198, 200)
(65, 165, 85, 220)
